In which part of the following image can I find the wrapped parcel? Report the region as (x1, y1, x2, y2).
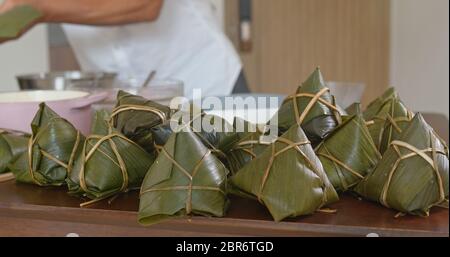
(231, 123, 339, 222)
(67, 110, 155, 206)
(315, 114, 381, 192)
(10, 104, 84, 186)
(355, 114, 449, 216)
(273, 68, 343, 146)
(139, 129, 229, 225)
(111, 90, 172, 153)
(0, 129, 29, 175)
(366, 96, 413, 153)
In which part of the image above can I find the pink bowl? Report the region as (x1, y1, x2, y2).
(0, 90, 107, 135)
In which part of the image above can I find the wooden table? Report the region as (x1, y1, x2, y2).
(0, 180, 447, 237)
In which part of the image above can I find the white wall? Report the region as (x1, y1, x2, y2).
(391, 0, 449, 118)
(0, 24, 49, 91)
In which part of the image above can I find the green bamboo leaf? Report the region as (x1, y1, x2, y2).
(9, 103, 84, 186)
(271, 68, 343, 146)
(90, 109, 111, 136)
(363, 87, 397, 120)
(355, 114, 449, 216)
(315, 114, 381, 192)
(0, 130, 29, 174)
(345, 103, 362, 116)
(67, 110, 155, 204)
(366, 97, 413, 153)
(0, 5, 42, 38)
(225, 117, 274, 175)
(112, 90, 172, 153)
(231, 123, 338, 222)
(152, 111, 239, 167)
(138, 129, 229, 225)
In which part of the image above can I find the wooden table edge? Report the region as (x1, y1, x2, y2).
(0, 202, 447, 237)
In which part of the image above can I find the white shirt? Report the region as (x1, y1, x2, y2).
(62, 0, 242, 98)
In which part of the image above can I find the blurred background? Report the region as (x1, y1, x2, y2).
(0, 0, 448, 118)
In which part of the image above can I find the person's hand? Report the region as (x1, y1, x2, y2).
(0, 0, 39, 44)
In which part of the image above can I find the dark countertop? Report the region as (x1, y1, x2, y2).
(0, 180, 447, 237)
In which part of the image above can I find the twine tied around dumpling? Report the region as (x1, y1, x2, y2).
(230, 139, 272, 160)
(78, 132, 146, 207)
(27, 118, 81, 186)
(317, 147, 366, 191)
(109, 104, 168, 128)
(379, 131, 448, 216)
(140, 148, 226, 215)
(284, 87, 342, 126)
(256, 137, 337, 214)
(366, 111, 414, 150)
(171, 112, 229, 160)
(258, 138, 319, 200)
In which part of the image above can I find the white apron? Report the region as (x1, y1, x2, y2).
(62, 0, 242, 98)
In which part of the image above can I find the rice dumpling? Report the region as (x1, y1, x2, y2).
(315, 114, 382, 192)
(231, 123, 339, 222)
(366, 97, 413, 153)
(345, 103, 362, 116)
(151, 112, 237, 162)
(354, 114, 449, 216)
(139, 129, 229, 225)
(363, 87, 397, 120)
(273, 67, 343, 146)
(111, 90, 172, 153)
(0, 129, 29, 175)
(10, 103, 84, 186)
(226, 117, 273, 175)
(67, 110, 155, 206)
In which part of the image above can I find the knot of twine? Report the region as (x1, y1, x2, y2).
(229, 125, 274, 160)
(140, 148, 225, 215)
(366, 106, 414, 150)
(284, 87, 341, 126)
(79, 132, 145, 207)
(256, 137, 330, 207)
(230, 139, 272, 160)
